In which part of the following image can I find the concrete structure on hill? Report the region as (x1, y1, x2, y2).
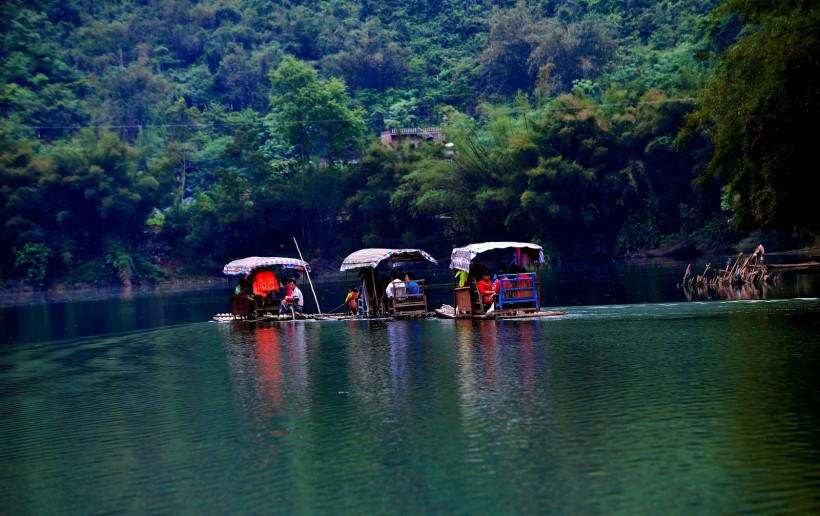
(380, 127, 444, 147)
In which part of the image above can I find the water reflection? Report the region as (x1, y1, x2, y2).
(512, 321, 540, 402)
(3, 300, 820, 513)
(345, 320, 419, 415)
(255, 327, 284, 413)
(454, 319, 553, 427)
(680, 280, 774, 301)
(221, 322, 311, 450)
(388, 321, 408, 392)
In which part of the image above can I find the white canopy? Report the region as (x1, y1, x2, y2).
(222, 256, 310, 276)
(339, 248, 437, 271)
(450, 242, 545, 272)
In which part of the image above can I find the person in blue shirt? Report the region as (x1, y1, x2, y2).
(403, 273, 421, 299)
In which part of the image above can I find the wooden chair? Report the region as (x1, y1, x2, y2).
(253, 289, 283, 316)
(471, 279, 490, 314)
(455, 285, 473, 315)
(230, 294, 255, 319)
(388, 279, 428, 316)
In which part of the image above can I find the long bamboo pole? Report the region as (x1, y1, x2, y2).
(293, 237, 321, 314)
(371, 268, 377, 316)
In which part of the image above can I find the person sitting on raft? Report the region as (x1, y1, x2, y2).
(508, 264, 533, 298)
(279, 279, 304, 315)
(477, 271, 495, 306)
(402, 273, 421, 299)
(384, 271, 401, 299)
(493, 267, 512, 296)
(235, 276, 250, 295)
(344, 285, 360, 315)
(383, 271, 404, 313)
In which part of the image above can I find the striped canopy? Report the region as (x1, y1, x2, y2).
(450, 242, 545, 272)
(222, 256, 311, 276)
(339, 248, 438, 271)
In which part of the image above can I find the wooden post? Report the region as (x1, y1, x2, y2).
(293, 237, 321, 314)
(371, 268, 377, 316)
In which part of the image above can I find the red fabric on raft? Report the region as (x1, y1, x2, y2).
(516, 274, 532, 298)
(494, 279, 513, 294)
(252, 271, 280, 296)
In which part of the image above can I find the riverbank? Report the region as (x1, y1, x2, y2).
(3, 245, 819, 308)
(0, 275, 225, 308)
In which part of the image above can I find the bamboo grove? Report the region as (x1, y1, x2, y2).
(1, 0, 818, 286)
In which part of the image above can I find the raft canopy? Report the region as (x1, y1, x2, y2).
(339, 248, 438, 271)
(222, 256, 311, 276)
(450, 242, 545, 272)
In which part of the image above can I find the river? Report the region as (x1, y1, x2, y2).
(1, 259, 819, 513)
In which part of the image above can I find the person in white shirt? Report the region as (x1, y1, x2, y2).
(279, 279, 304, 314)
(384, 271, 402, 300)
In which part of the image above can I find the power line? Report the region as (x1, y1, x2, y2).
(6, 97, 696, 132)
(544, 97, 695, 111)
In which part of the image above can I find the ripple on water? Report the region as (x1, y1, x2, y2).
(2, 301, 820, 513)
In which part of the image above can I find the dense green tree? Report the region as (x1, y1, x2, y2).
(267, 56, 366, 162)
(2, 0, 808, 284)
(479, 1, 617, 96)
(14, 242, 52, 285)
(265, 57, 366, 256)
(0, 4, 87, 138)
(0, 138, 45, 278)
(266, 2, 331, 60)
(478, 1, 544, 95)
(522, 93, 628, 255)
(680, 0, 820, 234)
(345, 142, 438, 251)
(91, 51, 173, 141)
(181, 126, 292, 268)
(213, 43, 275, 111)
(321, 17, 410, 90)
(612, 90, 716, 251)
(394, 100, 539, 242)
(1, 130, 169, 283)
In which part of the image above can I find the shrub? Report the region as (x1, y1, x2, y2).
(14, 243, 52, 286)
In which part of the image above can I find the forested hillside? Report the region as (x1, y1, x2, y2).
(1, 0, 818, 287)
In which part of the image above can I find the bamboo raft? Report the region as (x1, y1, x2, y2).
(434, 304, 565, 320)
(213, 311, 434, 323)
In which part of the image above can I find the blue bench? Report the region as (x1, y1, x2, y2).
(495, 274, 538, 311)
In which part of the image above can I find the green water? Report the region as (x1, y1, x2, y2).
(1, 262, 820, 513)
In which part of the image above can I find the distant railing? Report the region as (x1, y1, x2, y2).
(386, 127, 442, 137)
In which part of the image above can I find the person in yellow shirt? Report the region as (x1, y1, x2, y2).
(344, 286, 360, 315)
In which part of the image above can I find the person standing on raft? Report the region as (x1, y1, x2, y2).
(345, 286, 360, 315)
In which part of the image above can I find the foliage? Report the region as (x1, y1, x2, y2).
(14, 242, 52, 285)
(479, 1, 618, 96)
(0, 129, 169, 285)
(347, 141, 441, 252)
(321, 17, 410, 90)
(1, 0, 812, 287)
(680, 0, 820, 233)
(105, 238, 136, 286)
(267, 56, 366, 162)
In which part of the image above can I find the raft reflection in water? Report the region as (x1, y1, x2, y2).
(223, 323, 311, 445)
(456, 319, 550, 411)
